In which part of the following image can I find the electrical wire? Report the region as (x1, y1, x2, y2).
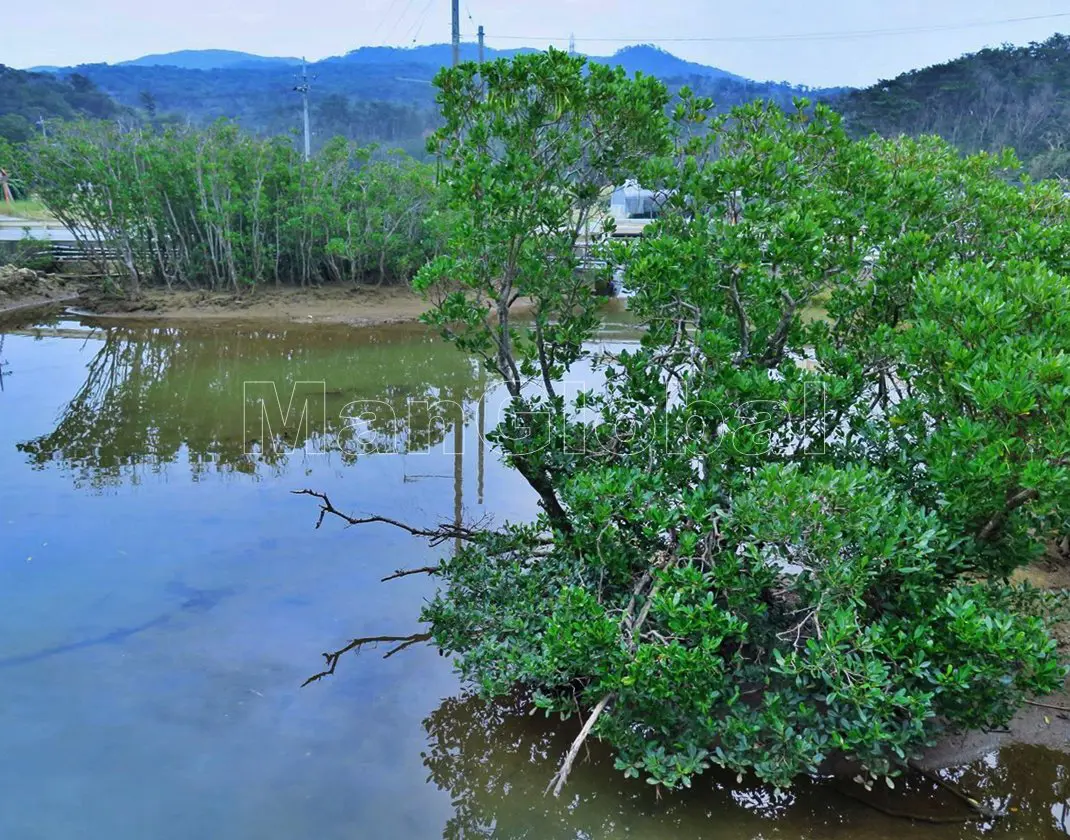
(369, 0, 404, 45)
(382, 0, 422, 45)
(408, 0, 439, 44)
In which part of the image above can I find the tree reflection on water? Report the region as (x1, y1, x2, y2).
(421, 691, 813, 840)
(16, 320, 489, 488)
(421, 692, 1070, 839)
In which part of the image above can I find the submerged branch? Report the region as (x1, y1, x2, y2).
(546, 692, 616, 797)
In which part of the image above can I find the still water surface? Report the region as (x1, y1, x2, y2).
(1, 309, 1069, 839)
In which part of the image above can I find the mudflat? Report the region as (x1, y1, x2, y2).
(78, 283, 431, 326)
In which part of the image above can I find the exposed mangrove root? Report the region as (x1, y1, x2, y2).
(301, 632, 432, 687)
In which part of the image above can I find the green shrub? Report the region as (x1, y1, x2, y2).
(326, 52, 1070, 793)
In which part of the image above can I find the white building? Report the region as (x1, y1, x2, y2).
(609, 180, 666, 221)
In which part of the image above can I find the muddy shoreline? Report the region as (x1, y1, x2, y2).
(0, 266, 82, 318)
(0, 268, 435, 325)
(78, 284, 432, 326)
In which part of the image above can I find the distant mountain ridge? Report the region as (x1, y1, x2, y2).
(34, 43, 754, 83)
(117, 49, 303, 70)
(320, 43, 747, 82)
(6, 43, 845, 153)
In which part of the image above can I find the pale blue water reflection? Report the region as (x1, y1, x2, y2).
(0, 314, 533, 839)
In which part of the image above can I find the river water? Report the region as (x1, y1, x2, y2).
(1, 308, 1069, 839)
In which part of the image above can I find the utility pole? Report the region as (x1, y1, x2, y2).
(568, 33, 576, 57)
(294, 59, 312, 161)
(451, 0, 460, 66)
(478, 25, 485, 64)
(36, 115, 47, 139)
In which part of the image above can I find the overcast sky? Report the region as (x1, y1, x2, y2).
(9, 0, 1070, 87)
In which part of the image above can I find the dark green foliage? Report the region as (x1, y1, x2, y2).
(23, 122, 447, 294)
(405, 54, 1070, 793)
(0, 65, 120, 142)
(666, 73, 847, 115)
(836, 34, 1070, 173)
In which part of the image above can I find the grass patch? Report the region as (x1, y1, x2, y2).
(2, 198, 54, 222)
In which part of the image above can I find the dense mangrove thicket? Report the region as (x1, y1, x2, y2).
(22, 121, 447, 294)
(306, 51, 1070, 795)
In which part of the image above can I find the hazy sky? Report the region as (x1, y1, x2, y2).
(9, 0, 1070, 87)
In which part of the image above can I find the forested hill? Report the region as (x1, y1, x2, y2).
(9, 36, 1070, 176)
(836, 34, 1070, 179)
(0, 66, 120, 142)
(118, 49, 303, 70)
(21, 45, 841, 154)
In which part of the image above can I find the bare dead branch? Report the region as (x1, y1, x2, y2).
(381, 565, 442, 582)
(292, 489, 488, 547)
(1024, 698, 1070, 712)
(301, 632, 433, 687)
(383, 633, 434, 659)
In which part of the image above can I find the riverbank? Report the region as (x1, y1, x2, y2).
(0, 267, 434, 326)
(0, 265, 79, 316)
(78, 284, 432, 326)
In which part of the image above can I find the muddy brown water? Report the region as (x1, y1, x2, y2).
(1, 307, 1068, 839)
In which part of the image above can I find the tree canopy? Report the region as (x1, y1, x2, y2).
(836, 34, 1070, 179)
(0, 65, 119, 143)
(24, 123, 447, 293)
(308, 50, 1070, 795)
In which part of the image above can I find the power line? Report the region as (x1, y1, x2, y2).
(369, 0, 404, 44)
(382, 0, 421, 45)
(480, 11, 1070, 46)
(406, 0, 438, 43)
